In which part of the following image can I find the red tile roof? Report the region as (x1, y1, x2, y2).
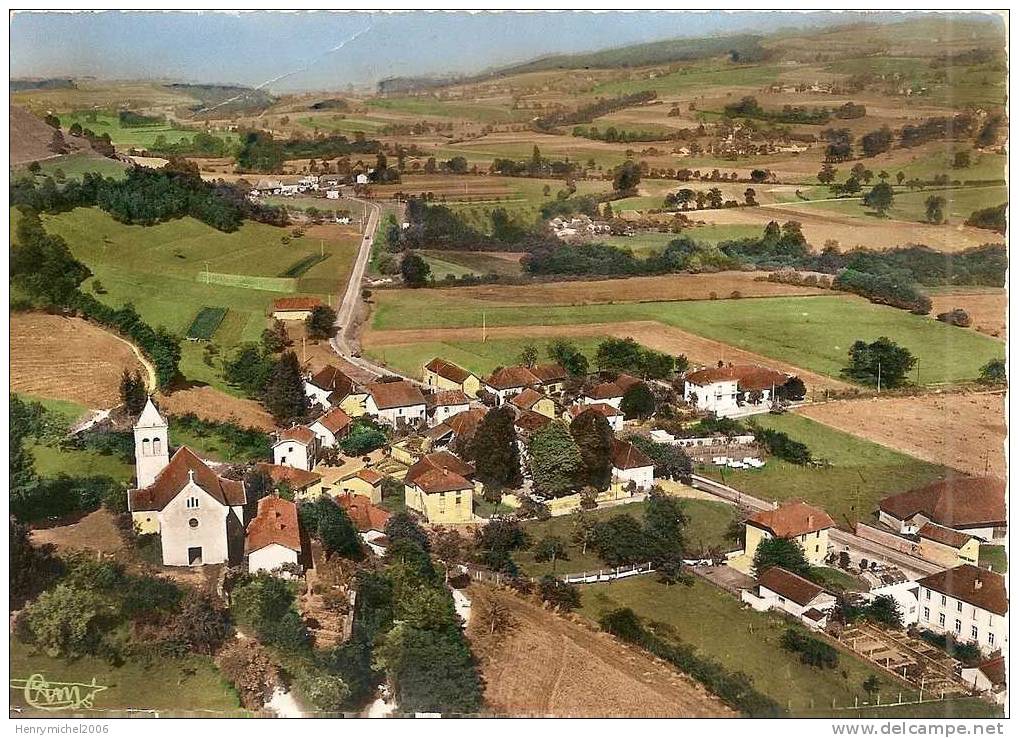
(367, 380, 426, 409)
(412, 467, 474, 495)
(915, 564, 1007, 616)
(428, 389, 470, 408)
(685, 364, 789, 391)
(130, 447, 246, 512)
(245, 495, 302, 554)
(918, 522, 975, 549)
(974, 655, 1006, 687)
(610, 438, 654, 470)
(568, 402, 622, 420)
(748, 500, 835, 538)
(334, 493, 391, 533)
(273, 296, 322, 312)
(758, 567, 829, 607)
(255, 462, 322, 491)
(586, 382, 625, 400)
(487, 366, 541, 390)
(510, 387, 545, 410)
(345, 467, 383, 486)
(309, 365, 355, 395)
(530, 363, 568, 384)
(276, 425, 316, 445)
(514, 409, 552, 435)
(879, 476, 1006, 530)
(405, 450, 475, 488)
(425, 358, 472, 384)
(314, 407, 352, 435)
(613, 373, 642, 392)
(446, 408, 488, 439)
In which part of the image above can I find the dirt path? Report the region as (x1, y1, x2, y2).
(466, 585, 734, 718)
(796, 390, 1006, 478)
(364, 320, 852, 392)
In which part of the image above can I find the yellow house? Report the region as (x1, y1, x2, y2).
(256, 462, 325, 500)
(403, 450, 476, 524)
(510, 388, 557, 419)
(744, 500, 835, 568)
(338, 468, 385, 505)
(338, 391, 369, 418)
(424, 357, 481, 398)
(917, 522, 980, 568)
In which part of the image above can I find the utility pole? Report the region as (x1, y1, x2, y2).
(320, 239, 324, 257)
(877, 361, 882, 393)
(302, 336, 306, 363)
(916, 359, 920, 386)
(482, 311, 487, 342)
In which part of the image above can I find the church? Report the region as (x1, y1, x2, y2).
(127, 398, 248, 567)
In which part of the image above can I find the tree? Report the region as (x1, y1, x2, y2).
(385, 512, 431, 552)
(469, 406, 522, 490)
(595, 337, 643, 373)
(620, 382, 655, 420)
(225, 344, 274, 396)
(263, 351, 309, 423)
(627, 436, 691, 481)
(169, 591, 231, 654)
(400, 251, 431, 287)
(532, 536, 569, 573)
(896, 171, 905, 186)
(817, 164, 837, 185)
(119, 369, 147, 415)
(612, 161, 641, 192)
(518, 343, 539, 368)
(10, 517, 59, 604)
(752, 537, 811, 578)
(547, 338, 589, 377)
(23, 583, 108, 657)
(527, 421, 583, 497)
(952, 150, 971, 169)
(305, 304, 337, 340)
(261, 319, 290, 353)
(865, 595, 903, 628)
(569, 408, 614, 491)
(863, 182, 894, 216)
(216, 640, 279, 710)
(863, 675, 881, 697)
(339, 418, 387, 456)
(307, 497, 364, 559)
(591, 514, 646, 566)
(973, 359, 1004, 389)
(744, 187, 757, 206)
(537, 576, 581, 612)
(841, 337, 917, 389)
(642, 489, 688, 576)
(775, 376, 807, 401)
(569, 510, 597, 555)
(924, 195, 947, 224)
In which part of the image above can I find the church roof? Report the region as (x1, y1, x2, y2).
(135, 397, 166, 429)
(129, 446, 247, 512)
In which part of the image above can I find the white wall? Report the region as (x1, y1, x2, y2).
(304, 381, 332, 409)
(917, 585, 1007, 655)
(613, 465, 655, 491)
(274, 440, 314, 471)
(310, 421, 339, 448)
(249, 543, 299, 575)
(159, 482, 231, 566)
(430, 402, 470, 426)
(134, 424, 169, 488)
(366, 396, 427, 427)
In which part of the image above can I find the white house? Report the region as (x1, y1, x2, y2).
(245, 495, 303, 575)
(134, 397, 170, 488)
(683, 364, 790, 418)
(565, 402, 623, 432)
(961, 656, 1006, 704)
(427, 389, 471, 427)
(914, 565, 1007, 656)
(128, 445, 247, 567)
(484, 363, 568, 405)
(310, 406, 352, 448)
(610, 438, 655, 491)
(325, 190, 341, 200)
(273, 426, 318, 472)
(272, 296, 322, 321)
(305, 365, 356, 409)
(365, 380, 427, 427)
(581, 374, 641, 410)
(877, 477, 1006, 542)
(741, 566, 838, 630)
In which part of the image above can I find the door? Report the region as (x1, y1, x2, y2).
(188, 546, 203, 566)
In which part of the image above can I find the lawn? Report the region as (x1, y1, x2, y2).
(365, 96, 532, 124)
(601, 226, 763, 255)
(698, 413, 947, 528)
(979, 544, 1007, 574)
(36, 207, 359, 391)
(420, 250, 524, 278)
(592, 62, 782, 96)
(297, 115, 388, 133)
(895, 148, 1006, 184)
(370, 293, 1005, 385)
(56, 111, 237, 150)
(514, 497, 738, 577)
(10, 638, 245, 716)
(581, 577, 914, 716)
(30, 152, 129, 181)
(793, 185, 1007, 228)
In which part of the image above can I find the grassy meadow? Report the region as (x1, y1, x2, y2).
(56, 111, 236, 150)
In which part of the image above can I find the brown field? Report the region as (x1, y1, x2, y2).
(158, 386, 277, 431)
(364, 175, 515, 199)
(466, 585, 734, 718)
(10, 104, 94, 165)
(929, 288, 1006, 340)
(30, 508, 125, 555)
(447, 270, 830, 306)
(364, 320, 851, 392)
(11, 312, 147, 408)
(796, 390, 1006, 478)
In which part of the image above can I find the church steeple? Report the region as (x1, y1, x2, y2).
(134, 396, 169, 488)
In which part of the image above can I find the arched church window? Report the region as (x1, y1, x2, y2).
(142, 438, 151, 456)
(153, 438, 162, 455)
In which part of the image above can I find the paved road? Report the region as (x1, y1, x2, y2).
(331, 197, 381, 357)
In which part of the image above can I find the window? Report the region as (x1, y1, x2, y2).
(954, 619, 961, 634)
(940, 595, 947, 606)
(186, 497, 199, 509)
(938, 613, 945, 627)
(988, 633, 995, 646)
(188, 518, 199, 528)
(289, 446, 294, 453)
(142, 438, 151, 455)
(971, 626, 979, 639)
(923, 607, 930, 621)
(957, 601, 963, 612)
(152, 438, 161, 455)
(925, 588, 930, 600)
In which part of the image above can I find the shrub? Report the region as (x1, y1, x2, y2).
(537, 576, 581, 612)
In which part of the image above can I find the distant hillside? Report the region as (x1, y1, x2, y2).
(9, 105, 93, 165)
(168, 83, 277, 117)
(10, 78, 76, 93)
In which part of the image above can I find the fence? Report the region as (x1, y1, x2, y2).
(465, 561, 655, 587)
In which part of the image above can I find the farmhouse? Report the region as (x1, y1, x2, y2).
(273, 425, 318, 472)
(683, 364, 790, 418)
(338, 468, 384, 504)
(129, 446, 247, 567)
(365, 380, 427, 427)
(877, 477, 1006, 542)
(445, 407, 488, 446)
(743, 500, 834, 568)
(914, 565, 1007, 656)
(582, 374, 641, 409)
(310, 406, 353, 448)
(272, 296, 322, 321)
(510, 387, 557, 418)
(245, 495, 303, 576)
(255, 462, 324, 500)
(484, 363, 567, 404)
(427, 389, 471, 426)
(741, 566, 838, 630)
(305, 365, 366, 416)
(404, 450, 477, 524)
(565, 402, 624, 431)
(916, 522, 980, 568)
(424, 357, 481, 398)
(334, 492, 391, 556)
(610, 438, 655, 492)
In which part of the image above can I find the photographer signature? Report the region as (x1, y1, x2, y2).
(10, 674, 108, 711)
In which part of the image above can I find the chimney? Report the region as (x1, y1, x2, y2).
(807, 515, 815, 528)
(974, 577, 983, 591)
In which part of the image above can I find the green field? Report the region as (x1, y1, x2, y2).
(592, 62, 782, 96)
(895, 148, 1006, 184)
(297, 115, 388, 133)
(185, 306, 228, 340)
(514, 498, 738, 577)
(35, 207, 358, 391)
(10, 638, 244, 716)
(700, 413, 947, 528)
(56, 111, 236, 150)
(793, 185, 1007, 229)
(581, 577, 915, 716)
(446, 177, 611, 228)
(371, 293, 1004, 385)
(27, 152, 129, 181)
(366, 96, 531, 124)
(420, 250, 524, 279)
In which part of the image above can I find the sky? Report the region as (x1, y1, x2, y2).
(8, 10, 993, 92)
